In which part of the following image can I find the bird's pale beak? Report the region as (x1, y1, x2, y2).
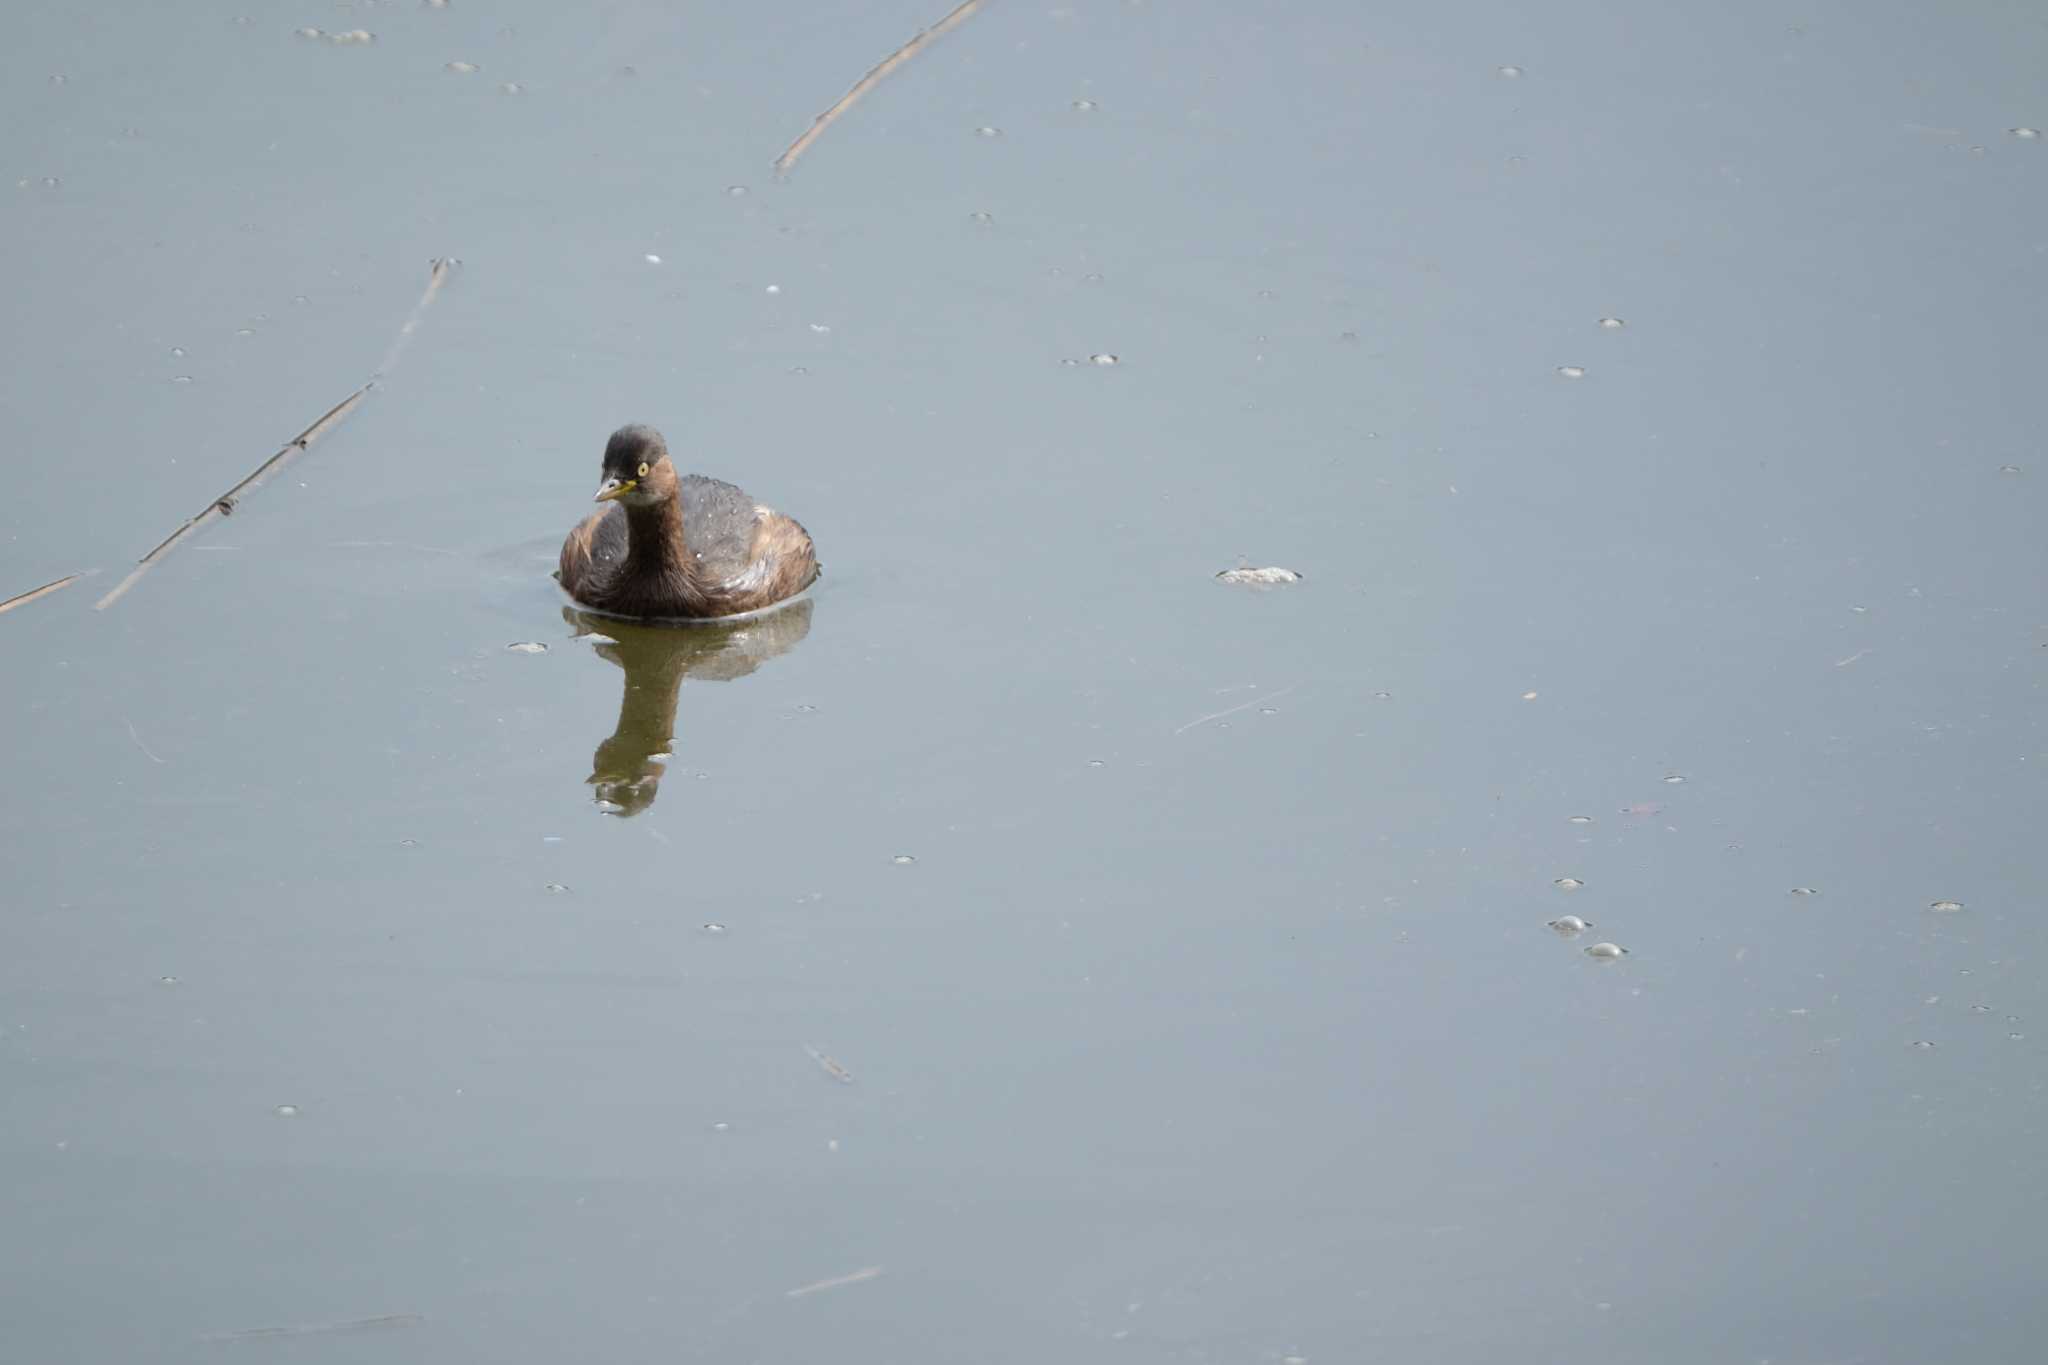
(594, 477, 636, 502)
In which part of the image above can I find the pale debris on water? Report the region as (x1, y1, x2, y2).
(785, 1266, 883, 1298)
(804, 1044, 855, 1084)
(1215, 566, 1302, 586)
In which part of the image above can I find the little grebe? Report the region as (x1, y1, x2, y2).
(558, 424, 818, 620)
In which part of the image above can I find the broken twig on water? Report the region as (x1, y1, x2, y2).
(376, 256, 455, 378)
(803, 1044, 856, 1084)
(772, 0, 986, 175)
(785, 1266, 883, 1298)
(200, 1313, 425, 1344)
(0, 572, 86, 618)
(95, 259, 456, 612)
(124, 718, 167, 765)
(1172, 685, 1297, 736)
(93, 386, 369, 610)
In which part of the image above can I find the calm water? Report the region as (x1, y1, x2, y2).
(4, 2, 2045, 1361)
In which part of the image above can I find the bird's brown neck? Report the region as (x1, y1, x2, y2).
(619, 490, 710, 614)
(623, 492, 686, 569)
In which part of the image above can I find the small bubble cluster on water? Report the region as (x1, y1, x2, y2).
(1791, 887, 1819, 896)
(274, 1104, 301, 1117)
(1598, 316, 1626, 329)
(1584, 942, 1627, 960)
(171, 375, 193, 384)
(1567, 815, 1594, 825)
(1929, 899, 1964, 913)
(1909, 1040, 1935, 1049)
(701, 923, 728, 935)
(969, 210, 994, 224)
(544, 883, 568, 894)
(1072, 98, 1099, 111)
(1554, 877, 1584, 890)
(2012, 127, 2041, 139)
(159, 976, 180, 986)
(445, 61, 479, 74)
(1549, 915, 1591, 936)
(726, 185, 747, 197)
(1090, 353, 1119, 366)
(1999, 464, 2022, 474)
(1497, 65, 1522, 77)
(1663, 773, 1687, 784)
(975, 125, 1003, 138)
(891, 854, 916, 865)
(1557, 365, 1587, 379)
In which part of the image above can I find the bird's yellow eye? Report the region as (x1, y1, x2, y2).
(637, 462, 650, 478)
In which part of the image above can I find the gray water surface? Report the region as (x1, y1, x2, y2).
(4, 2, 2044, 1361)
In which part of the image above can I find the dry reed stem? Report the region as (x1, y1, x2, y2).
(0, 572, 85, 618)
(94, 387, 369, 610)
(773, 0, 986, 175)
(95, 259, 456, 612)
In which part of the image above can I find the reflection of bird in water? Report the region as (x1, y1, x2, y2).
(558, 424, 819, 620)
(563, 600, 814, 817)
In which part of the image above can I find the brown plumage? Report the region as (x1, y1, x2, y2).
(557, 424, 818, 620)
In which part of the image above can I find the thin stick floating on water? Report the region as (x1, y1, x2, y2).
(772, 0, 986, 175)
(1172, 684, 1297, 736)
(0, 572, 85, 618)
(124, 718, 167, 765)
(803, 1043, 856, 1084)
(785, 1266, 883, 1298)
(94, 256, 458, 612)
(200, 1312, 425, 1344)
(375, 256, 456, 378)
(94, 386, 370, 611)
